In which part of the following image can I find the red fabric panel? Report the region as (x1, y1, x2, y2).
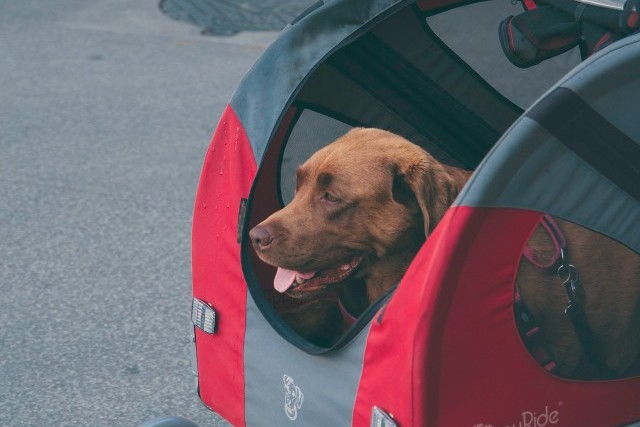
(354, 206, 640, 426)
(192, 105, 256, 427)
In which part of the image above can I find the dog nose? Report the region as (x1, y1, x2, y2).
(249, 226, 273, 250)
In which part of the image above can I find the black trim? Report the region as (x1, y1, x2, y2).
(237, 198, 248, 243)
(528, 87, 640, 203)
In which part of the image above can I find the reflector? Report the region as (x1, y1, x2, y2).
(191, 298, 216, 334)
(371, 406, 397, 427)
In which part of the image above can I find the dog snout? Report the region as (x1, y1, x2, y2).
(250, 225, 273, 251)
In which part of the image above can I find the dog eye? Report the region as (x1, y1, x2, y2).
(321, 192, 340, 203)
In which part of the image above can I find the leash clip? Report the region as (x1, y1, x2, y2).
(557, 249, 581, 304)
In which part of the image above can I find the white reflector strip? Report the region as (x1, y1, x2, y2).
(191, 298, 216, 334)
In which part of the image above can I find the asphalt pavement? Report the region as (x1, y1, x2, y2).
(159, 0, 306, 35)
(0, 1, 306, 425)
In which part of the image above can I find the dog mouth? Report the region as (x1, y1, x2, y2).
(273, 255, 365, 299)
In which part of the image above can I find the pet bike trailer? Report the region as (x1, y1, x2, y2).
(190, 0, 640, 425)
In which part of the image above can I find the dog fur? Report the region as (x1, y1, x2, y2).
(250, 128, 469, 322)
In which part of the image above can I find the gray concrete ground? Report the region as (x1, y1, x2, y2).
(0, 1, 305, 425)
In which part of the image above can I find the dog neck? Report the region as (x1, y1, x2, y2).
(362, 249, 418, 303)
(335, 278, 368, 318)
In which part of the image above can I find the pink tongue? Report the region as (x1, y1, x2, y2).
(274, 268, 315, 293)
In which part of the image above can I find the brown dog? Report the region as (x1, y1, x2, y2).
(249, 128, 469, 338)
(250, 127, 640, 378)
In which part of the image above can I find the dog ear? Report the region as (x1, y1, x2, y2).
(393, 150, 467, 236)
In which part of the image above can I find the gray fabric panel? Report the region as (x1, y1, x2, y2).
(589, 77, 640, 143)
(230, 0, 406, 164)
(559, 33, 640, 107)
(455, 117, 640, 254)
(244, 295, 371, 426)
(525, 87, 640, 204)
(558, 33, 640, 143)
(455, 34, 640, 252)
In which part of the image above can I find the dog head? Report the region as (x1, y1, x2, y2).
(250, 128, 469, 303)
